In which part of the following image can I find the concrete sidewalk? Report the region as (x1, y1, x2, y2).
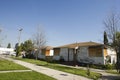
(0, 56, 91, 80)
(0, 70, 32, 73)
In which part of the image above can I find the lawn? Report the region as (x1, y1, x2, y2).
(13, 57, 102, 80)
(106, 70, 120, 75)
(0, 71, 56, 80)
(0, 59, 28, 71)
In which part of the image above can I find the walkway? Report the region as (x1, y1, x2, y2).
(0, 70, 32, 73)
(0, 55, 91, 80)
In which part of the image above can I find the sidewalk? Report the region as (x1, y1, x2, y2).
(0, 55, 91, 80)
(0, 70, 32, 73)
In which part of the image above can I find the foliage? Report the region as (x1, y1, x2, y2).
(104, 31, 108, 45)
(16, 45, 22, 57)
(104, 12, 120, 73)
(20, 40, 34, 53)
(7, 43, 11, 48)
(104, 64, 115, 70)
(32, 26, 46, 60)
(0, 71, 56, 80)
(106, 70, 120, 75)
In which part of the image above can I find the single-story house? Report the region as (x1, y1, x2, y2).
(53, 41, 116, 65)
(38, 46, 54, 59)
(0, 47, 15, 55)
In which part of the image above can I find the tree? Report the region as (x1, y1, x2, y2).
(32, 26, 46, 60)
(21, 40, 34, 53)
(7, 43, 11, 48)
(104, 31, 108, 45)
(104, 12, 120, 73)
(15, 43, 21, 57)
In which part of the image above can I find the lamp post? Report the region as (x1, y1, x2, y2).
(18, 28, 23, 46)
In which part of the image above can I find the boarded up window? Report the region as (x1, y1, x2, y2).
(104, 49, 107, 57)
(41, 49, 45, 55)
(46, 50, 50, 56)
(54, 48, 60, 56)
(89, 47, 102, 57)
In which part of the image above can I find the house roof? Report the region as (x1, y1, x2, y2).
(44, 46, 53, 50)
(54, 41, 103, 48)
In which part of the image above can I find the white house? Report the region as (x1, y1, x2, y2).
(53, 41, 116, 65)
(0, 47, 15, 55)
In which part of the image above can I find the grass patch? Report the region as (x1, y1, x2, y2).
(106, 70, 120, 75)
(0, 71, 56, 80)
(13, 57, 101, 80)
(0, 59, 28, 71)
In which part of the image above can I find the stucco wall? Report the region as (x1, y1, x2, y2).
(49, 50, 54, 56)
(38, 53, 45, 59)
(77, 47, 104, 65)
(106, 48, 116, 64)
(53, 56, 60, 60)
(53, 46, 105, 64)
(53, 48, 74, 61)
(60, 48, 68, 61)
(68, 48, 74, 61)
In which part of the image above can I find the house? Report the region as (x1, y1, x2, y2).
(53, 41, 116, 65)
(0, 47, 15, 55)
(38, 46, 54, 59)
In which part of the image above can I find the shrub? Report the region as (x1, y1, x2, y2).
(104, 64, 115, 70)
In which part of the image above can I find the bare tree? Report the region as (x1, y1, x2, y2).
(104, 12, 120, 73)
(32, 26, 46, 60)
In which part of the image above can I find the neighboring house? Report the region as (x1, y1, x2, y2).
(53, 41, 116, 65)
(0, 47, 15, 55)
(38, 46, 53, 59)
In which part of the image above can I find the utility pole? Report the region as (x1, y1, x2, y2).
(18, 28, 23, 46)
(0, 28, 2, 47)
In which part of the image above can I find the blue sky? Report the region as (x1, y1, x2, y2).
(0, 0, 120, 48)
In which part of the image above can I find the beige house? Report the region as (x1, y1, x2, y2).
(53, 41, 116, 65)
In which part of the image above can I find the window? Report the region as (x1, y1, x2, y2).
(41, 49, 45, 55)
(89, 47, 102, 57)
(54, 48, 60, 56)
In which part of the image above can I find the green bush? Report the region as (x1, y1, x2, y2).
(104, 64, 115, 70)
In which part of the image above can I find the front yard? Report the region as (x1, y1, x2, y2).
(0, 58, 56, 80)
(0, 71, 56, 80)
(0, 59, 28, 70)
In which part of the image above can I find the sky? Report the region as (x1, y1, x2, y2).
(0, 0, 120, 48)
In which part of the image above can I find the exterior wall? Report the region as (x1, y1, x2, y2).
(77, 47, 89, 63)
(38, 53, 45, 59)
(53, 48, 74, 61)
(53, 48, 60, 60)
(49, 50, 54, 56)
(77, 46, 104, 65)
(68, 48, 74, 61)
(106, 48, 116, 64)
(59, 48, 68, 61)
(53, 46, 105, 65)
